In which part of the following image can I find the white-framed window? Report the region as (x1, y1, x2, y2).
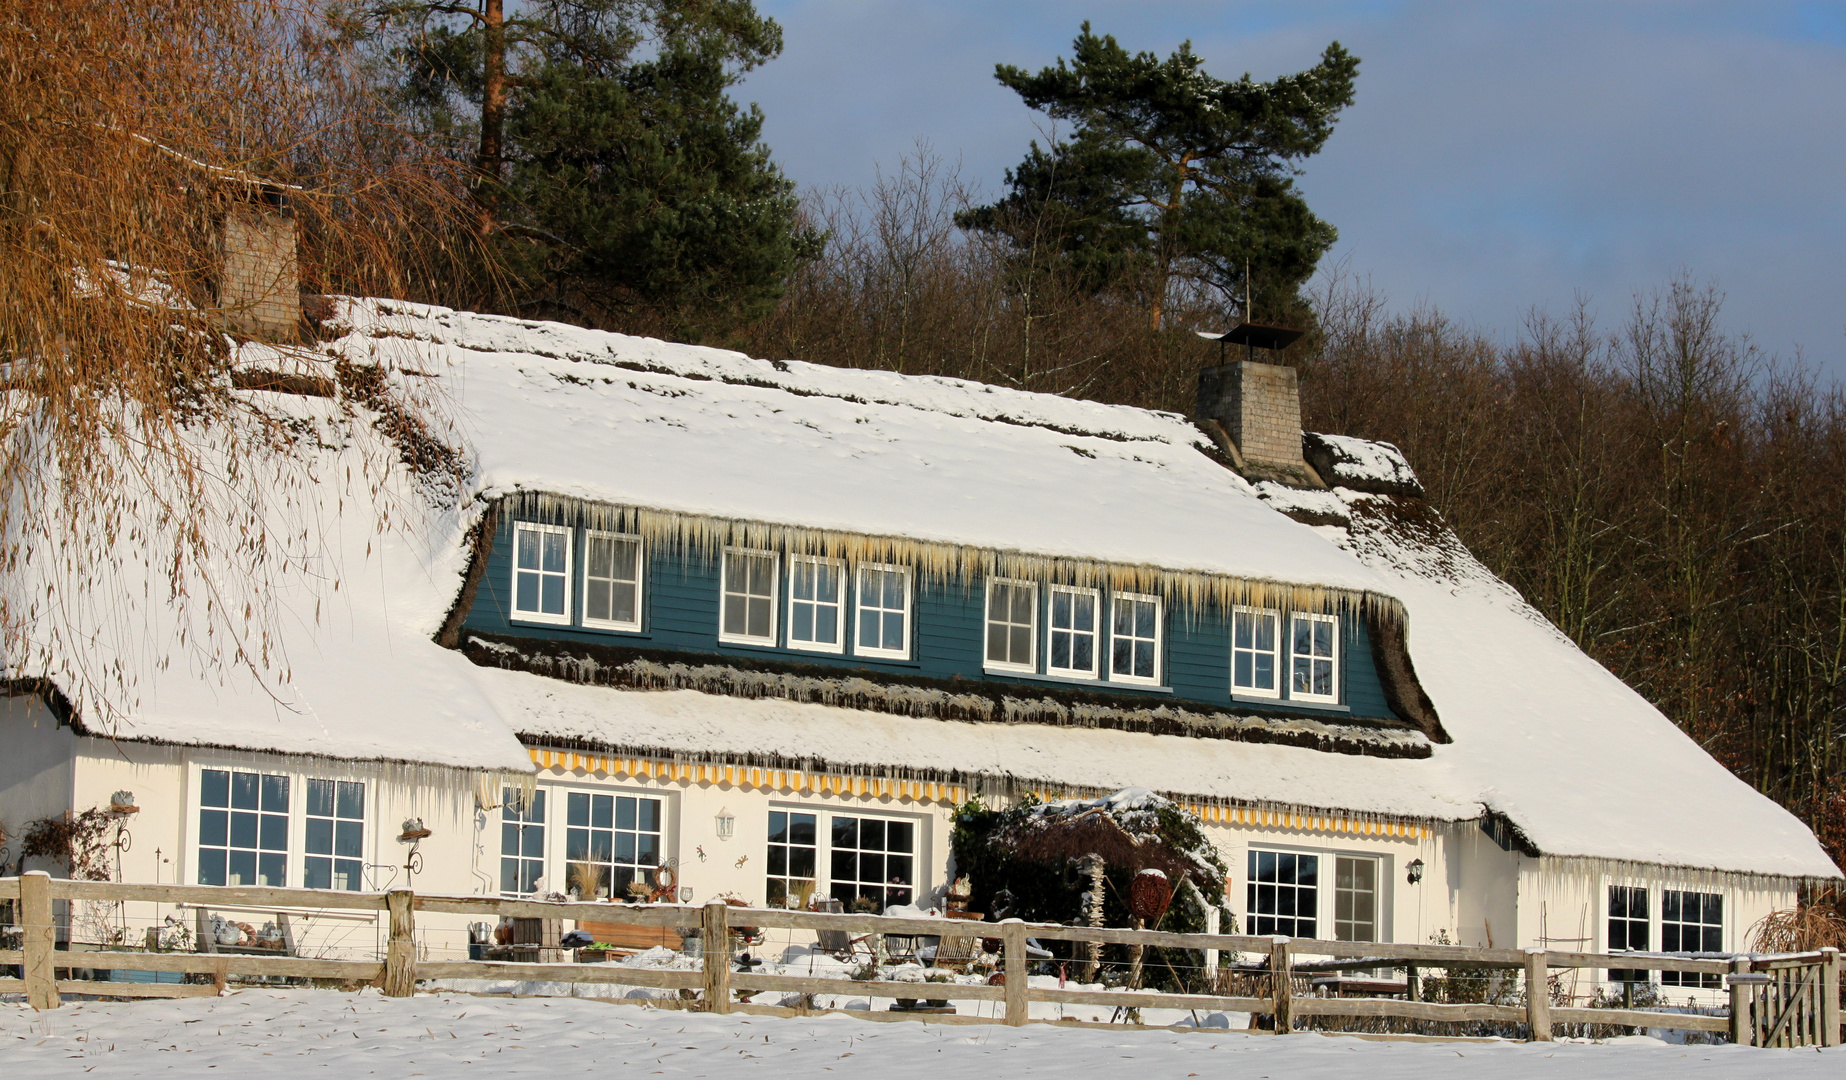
(720, 549, 778, 645)
(582, 531, 643, 631)
(303, 779, 365, 891)
(500, 788, 547, 897)
(197, 768, 291, 887)
(1608, 884, 1651, 983)
(1232, 607, 1281, 698)
(767, 809, 819, 909)
(985, 579, 1037, 672)
(1291, 613, 1340, 703)
(829, 814, 916, 912)
(1247, 849, 1318, 937)
(1661, 890, 1723, 988)
(787, 555, 846, 653)
(512, 521, 572, 625)
(1110, 592, 1162, 685)
(1332, 855, 1379, 942)
(563, 791, 664, 901)
(853, 564, 911, 659)
(766, 808, 922, 914)
(1047, 585, 1100, 678)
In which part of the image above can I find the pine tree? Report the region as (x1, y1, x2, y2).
(358, 0, 819, 336)
(959, 23, 1359, 328)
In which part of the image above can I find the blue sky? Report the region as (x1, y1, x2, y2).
(740, 1, 1846, 380)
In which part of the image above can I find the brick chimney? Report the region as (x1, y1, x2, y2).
(1195, 360, 1322, 488)
(216, 194, 299, 341)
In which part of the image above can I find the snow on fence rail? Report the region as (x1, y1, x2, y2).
(0, 873, 1837, 1046)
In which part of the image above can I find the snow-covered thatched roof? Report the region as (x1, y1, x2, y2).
(11, 298, 1838, 882)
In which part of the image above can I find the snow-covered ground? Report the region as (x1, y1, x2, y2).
(3, 989, 1837, 1078)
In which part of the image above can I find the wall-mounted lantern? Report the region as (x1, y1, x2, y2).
(1406, 857, 1425, 885)
(715, 807, 736, 841)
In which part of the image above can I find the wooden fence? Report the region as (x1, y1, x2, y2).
(0, 873, 1838, 1046)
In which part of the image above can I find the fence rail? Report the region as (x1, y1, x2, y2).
(2, 873, 1836, 1046)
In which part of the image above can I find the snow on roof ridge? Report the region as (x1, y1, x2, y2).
(349, 298, 1192, 444)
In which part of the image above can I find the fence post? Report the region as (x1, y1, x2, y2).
(19, 871, 57, 1011)
(382, 889, 417, 997)
(1727, 957, 1755, 1046)
(1821, 948, 1840, 1048)
(1002, 920, 1028, 1026)
(1270, 937, 1291, 1034)
(1524, 948, 1551, 1042)
(701, 901, 731, 1014)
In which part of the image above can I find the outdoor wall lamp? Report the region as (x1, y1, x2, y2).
(715, 807, 735, 841)
(1406, 858, 1425, 885)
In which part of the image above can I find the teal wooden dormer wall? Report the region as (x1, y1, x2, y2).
(459, 513, 1403, 723)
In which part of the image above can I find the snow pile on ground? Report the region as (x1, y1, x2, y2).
(4, 989, 1839, 1079)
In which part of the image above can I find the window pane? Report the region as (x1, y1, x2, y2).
(259, 852, 286, 887)
(542, 531, 567, 573)
(196, 848, 226, 887)
(306, 817, 333, 854)
(231, 771, 258, 810)
(517, 528, 539, 570)
(202, 769, 229, 807)
(230, 811, 258, 849)
(307, 779, 333, 817)
(228, 849, 256, 886)
(568, 792, 589, 827)
(541, 574, 565, 615)
(200, 808, 228, 847)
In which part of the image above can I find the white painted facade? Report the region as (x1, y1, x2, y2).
(3, 692, 1799, 1009)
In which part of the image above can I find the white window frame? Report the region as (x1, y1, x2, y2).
(1046, 584, 1101, 679)
(1231, 606, 1282, 699)
(1290, 612, 1341, 704)
(511, 521, 573, 626)
(303, 777, 367, 892)
(786, 554, 847, 655)
(770, 803, 926, 914)
(580, 530, 644, 632)
(1108, 591, 1163, 686)
(186, 760, 376, 894)
(1246, 847, 1321, 938)
(852, 563, 912, 660)
(499, 786, 548, 898)
(1660, 888, 1724, 989)
(559, 787, 668, 902)
(984, 578, 1038, 673)
(195, 766, 293, 889)
(1332, 853, 1381, 943)
(719, 548, 779, 646)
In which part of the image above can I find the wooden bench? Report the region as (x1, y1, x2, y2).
(577, 919, 682, 958)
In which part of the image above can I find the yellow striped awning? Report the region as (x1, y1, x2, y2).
(525, 746, 968, 806)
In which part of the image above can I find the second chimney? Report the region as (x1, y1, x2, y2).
(1196, 360, 1321, 488)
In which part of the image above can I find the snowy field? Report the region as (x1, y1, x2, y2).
(2, 989, 1839, 1078)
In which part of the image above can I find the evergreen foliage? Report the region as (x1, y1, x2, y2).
(953, 792, 1233, 929)
(959, 23, 1358, 328)
(358, 0, 819, 335)
(951, 790, 1233, 988)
